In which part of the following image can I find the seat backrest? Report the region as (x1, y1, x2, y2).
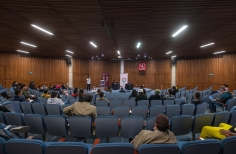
(44, 115, 68, 136)
(174, 99, 185, 105)
(96, 100, 109, 106)
(69, 99, 79, 105)
(137, 100, 149, 107)
(10, 101, 23, 113)
(0, 111, 7, 124)
(175, 92, 180, 99)
(38, 97, 48, 104)
(96, 106, 111, 116)
(107, 97, 117, 101)
(229, 111, 236, 126)
(20, 101, 34, 114)
(92, 143, 134, 154)
(123, 100, 136, 109)
(180, 91, 186, 98)
(0, 137, 6, 154)
(225, 99, 235, 111)
(170, 115, 192, 136)
(220, 136, 236, 154)
(113, 106, 130, 118)
(138, 144, 180, 154)
(68, 116, 92, 138)
(195, 103, 207, 115)
(46, 142, 89, 154)
(202, 95, 209, 103)
(150, 100, 162, 106)
(95, 116, 118, 138)
(186, 93, 193, 103)
(180, 139, 221, 154)
(110, 100, 122, 109)
(46, 104, 62, 115)
(67, 95, 76, 100)
(191, 114, 214, 133)
(163, 100, 175, 107)
(5, 139, 46, 154)
(5, 113, 24, 126)
(165, 105, 180, 119)
(146, 117, 155, 131)
(181, 104, 195, 116)
(132, 106, 148, 119)
(149, 105, 164, 117)
(212, 112, 230, 126)
(23, 114, 46, 134)
(121, 116, 144, 138)
(61, 104, 70, 118)
(32, 103, 47, 116)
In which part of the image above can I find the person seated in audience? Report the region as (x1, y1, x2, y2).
(63, 93, 97, 121)
(148, 89, 162, 102)
(95, 88, 101, 99)
(12, 89, 30, 102)
(38, 85, 44, 92)
(171, 86, 179, 96)
(223, 84, 229, 92)
(78, 89, 85, 102)
(41, 89, 50, 99)
(129, 89, 137, 99)
(10, 81, 18, 93)
(71, 87, 79, 98)
(61, 84, 67, 90)
(106, 87, 112, 93)
(17, 83, 22, 89)
(54, 85, 63, 94)
(131, 114, 177, 150)
(200, 123, 236, 140)
(47, 91, 64, 106)
(20, 84, 35, 99)
(48, 85, 53, 90)
(29, 81, 36, 90)
(209, 86, 233, 113)
(180, 91, 202, 106)
(96, 92, 109, 103)
(140, 85, 146, 94)
(119, 87, 126, 93)
(135, 89, 147, 102)
(163, 89, 175, 100)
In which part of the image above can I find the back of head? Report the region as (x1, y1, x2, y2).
(79, 89, 84, 96)
(20, 84, 26, 90)
(99, 92, 104, 97)
(97, 89, 101, 93)
(220, 86, 226, 92)
(51, 91, 58, 98)
(172, 86, 176, 90)
(73, 88, 79, 94)
(56, 85, 60, 89)
(132, 89, 137, 95)
(223, 84, 228, 88)
(44, 89, 49, 94)
(155, 89, 160, 95)
(167, 88, 172, 95)
(155, 114, 169, 132)
(84, 93, 93, 102)
(140, 85, 144, 89)
(194, 91, 200, 99)
(14, 89, 21, 96)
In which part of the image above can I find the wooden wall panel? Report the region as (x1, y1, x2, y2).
(0, 53, 69, 88)
(176, 54, 236, 91)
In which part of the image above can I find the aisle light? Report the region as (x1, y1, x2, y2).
(20, 42, 37, 47)
(172, 25, 188, 37)
(31, 24, 54, 35)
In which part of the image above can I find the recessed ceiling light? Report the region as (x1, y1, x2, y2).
(136, 42, 141, 48)
(20, 42, 37, 47)
(138, 54, 140, 57)
(166, 51, 172, 54)
(17, 50, 29, 54)
(136, 58, 137, 59)
(200, 43, 215, 48)
(128, 58, 130, 59)
(65, 54, 72, 57)
(98, 58, 100, 59)
(31, 24, 54, 35)
(151, 58, 153, 59)
(90, 42, 97, 48)
(117, 50, 120, 54)
(172, 25, 188, 37)
(66, 50, 74, 54)
(102, 54, 104, 56)
(171, 55, 177, 58)
(213, 51, 225, 54)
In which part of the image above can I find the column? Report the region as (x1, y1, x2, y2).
(171, 64, 176, 86)
(120, 59, 124, 73)
(68, 58, 73, 87)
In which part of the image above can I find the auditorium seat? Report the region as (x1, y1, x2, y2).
(149, 105, 164, 117)
(23, 114, 46, 141)
(107, 96, 117, 101)
(46, 104, 62, 115)
(180, 91, 186, 98)
(95, 116, 118, 142)
(165, 105, 180, 119)
(201, 95, 209, 103)
(225, 99, 235, 111)
(113, 106, 129, 118)
(163, 100, 175, 107)
(68, 116, 92, 142)
(129, 97, 136, 100)
(181, 104, 195, 116)
(137, 100, 149, 107)
(150, 100, 162, 106)
(91, 143, 134, 154)
(186, 93, 193, 103)
(67, 95, 76, 100)
(212, 112, 230, 126)
(96, 100, 109, 106)
(10, 101, 23, 113)
(97, 106, 111, 116)
(146, 117, 155, 131)
(174, 99, 185, 105)
(170, 115, 192, 136)
(194, 103, 207, 115)
(38, 97, 47, 104)
(61, 104, 70, 118)
(5, 113, 24, 126)
(132, 106, 148, 119)
(178, 139, 221, 154)
(138, 144, 180, 154)
(229, 111, 236, 126)
(175, 92, 181, 99)
(0, 111, 7, 124)
(46, 142, 90, 154)
(191, 113, 214, 140)
(69, 99, 79, 105)
(0, 137, 5, 154)
(20, 101, 34, 114)
(110, 100, 122, 109)
(220, 136, 236, 154)
(123, 100, 136, 109)
(32, 103, 47, 116)
(5, 139, 46, 154)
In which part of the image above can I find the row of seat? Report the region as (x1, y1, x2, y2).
(0, 136, 235, 154)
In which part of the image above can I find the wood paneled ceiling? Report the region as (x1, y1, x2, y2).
(1, 0, 236, 59)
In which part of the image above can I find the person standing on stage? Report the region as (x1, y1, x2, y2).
(86, 76, 91, 91)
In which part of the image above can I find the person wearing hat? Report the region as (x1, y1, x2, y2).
(63, 93, 97, 121)
(135, 89, 147, 102)
(131, 114, 177, 150)
(148, 89, 162, 103)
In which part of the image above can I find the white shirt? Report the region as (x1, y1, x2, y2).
(87, 78, 91, 84)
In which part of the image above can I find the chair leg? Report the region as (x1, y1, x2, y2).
(84, 137, 87, 143)
(42, 134, 46, 141)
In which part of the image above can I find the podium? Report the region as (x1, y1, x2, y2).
(125, 84, 134, 90)
(100, 80, 105, 87)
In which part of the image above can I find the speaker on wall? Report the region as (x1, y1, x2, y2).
(171, 57, 177, 65)
(66, 57, 71, 65)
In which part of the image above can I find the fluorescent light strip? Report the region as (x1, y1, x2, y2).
(200, 43, 215, 48)
(213, 51, 225, 54)
(66, 50, 74, 54)
(171, 55, 177, 58)
(17, 50, 29, 54)
(65, 54, 72, 57)
(31, 24, 54, 35)
(136, 42, 141, 48)
(172, 25, 188, 37)
(20, 42, 37, 47)
(90, 42, 97, 47)
(117, 50, 120, 54)
(166, 51, 172, 54)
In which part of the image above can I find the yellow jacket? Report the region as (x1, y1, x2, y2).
(41, 93, 50, 99)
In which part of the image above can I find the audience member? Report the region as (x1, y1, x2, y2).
(119, 87, 126, 93)
(209, 86, 233, 113)
(41, 89, 51, 99)
(48, 85, 53, 90)
(132, 114, 177, 150)
(106, 87, 112, 93)
(47, 91, 64, 106)
(54, 85, 63, 94)
(78, 89, 85, 102)
(20, 84, 35, 99)
(95, 89, 101, 100)
(96, 92, 109, 104)
(29, 81, 36, 90)
(71, 88, 79, 98)
(180, 91, 202, 106)
(148, 89, 162, 102)
(129, 89, 137, 99)
(140, 85, 146, 94)
(12, 89, 30, 102)
(223, 84, 229, 92)
(10, 81, 18, 93)
(135, 89, 147, 102)
(163, 89, 175, 100)
(63, 93, 97, 121)
(171, 86, 179, 96)
(38, 85, 44, 92)
(61, 84, 67, 89)
(200, 123, 236, 140)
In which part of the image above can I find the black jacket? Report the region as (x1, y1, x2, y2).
(148, 95, 162, 102)
(135, 94, 148, 102)
(12, 96, 27, 102)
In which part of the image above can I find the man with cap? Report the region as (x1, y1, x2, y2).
(63, 93, 97, 121)
(131, 114, 177, 150)
(148, 89, 162, 102)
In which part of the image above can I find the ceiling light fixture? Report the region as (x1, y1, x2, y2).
(213, 51, 225, 54)
(20, 42, 37, 47)
(200, 43, 215, 48)
(117, 50, 120, 54)
(166, 51, 172, 54)
(90, 42, 97, 48)
(65, 54, 72, 57)
(172, 25, 188, 37)
(66, 50, 74, 54)
(136, 42, 141, 48)
(171, 55, 177, 58)
(17, 50, 29, 54)
(31, 24, 54, 35)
